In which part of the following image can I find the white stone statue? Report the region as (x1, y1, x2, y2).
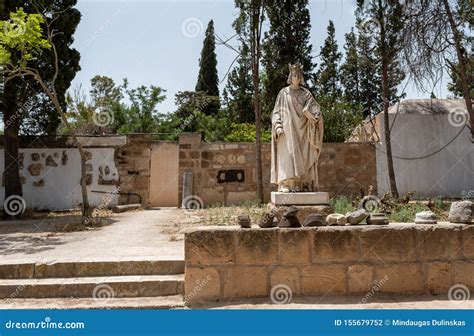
(270, 63, 324, 193)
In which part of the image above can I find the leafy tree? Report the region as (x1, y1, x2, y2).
(356, 17, 383, 118)
(320, 96, 363, 142)
(262, 0, 315, 120)
(340, 28, 361, 112)
(0, 1, 80, 218)
(315, 20, 342, 101)
(1, 8, 91, 222)
(114, 80, 166, 134)
(89, 75, 121, 111)
(224, 123, 271, 142)
(174, 90, 219, 132)
(223, 43, 254, 123)
(195, 20, 219, 115)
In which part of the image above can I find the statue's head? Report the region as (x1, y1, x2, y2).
(287, 63, 304, 86)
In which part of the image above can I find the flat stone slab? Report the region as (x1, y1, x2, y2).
(271, 192, 329, 205)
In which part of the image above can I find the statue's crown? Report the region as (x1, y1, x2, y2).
(288, 63, 303, 73)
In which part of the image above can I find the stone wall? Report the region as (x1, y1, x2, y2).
(178, 133, 377, 206)
(185, 224, 474, 304)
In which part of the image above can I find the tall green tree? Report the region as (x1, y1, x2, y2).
(340, 28, 361, 111)
(357, 0, 406, 198)
(356, 16, 382, 117)
(262, 0, 315, 120)
(195, 20, 219, 115)
(0, 0, 80, 218)
(222, 43, 254, 123)
(315, 20, 342, 101)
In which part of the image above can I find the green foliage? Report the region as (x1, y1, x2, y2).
(330, 196, 355, 214)
(315, 20, 342, 100)
(320, 96, 363, 142)
(340, 28, 361, 111)
(224, 123, 271, 142)
(174, 90, 219, 130)
(192, 110, 231, 142)
(390, 203, 429, 223)
(195, 20, 220, 115)
(262, 0, 315, 123)
(0, 8, 50, 67)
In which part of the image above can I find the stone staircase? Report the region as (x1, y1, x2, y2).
(0, 260, 186, 309)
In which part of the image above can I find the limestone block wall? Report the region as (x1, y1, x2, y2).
(178, 133, 377, 206)
(185, 224, 474, 304)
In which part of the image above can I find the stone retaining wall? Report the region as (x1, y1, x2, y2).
(184, 224, 474, 304)
(178, 133, 377, 206)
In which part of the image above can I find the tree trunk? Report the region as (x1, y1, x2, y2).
(3, 94, 25, 219)
(442, 0, 473, 139)
(3, 93, 23, 219)
(381, 61, 399, 198)
(378, 1, 399, 198)
(33, 73, 92, 224)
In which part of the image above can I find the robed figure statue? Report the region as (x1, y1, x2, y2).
(270, 63, 324, 193)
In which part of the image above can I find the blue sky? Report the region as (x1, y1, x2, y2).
(70, 0, 449, 113)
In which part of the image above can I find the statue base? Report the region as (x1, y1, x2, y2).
(270, 191, 329, 205)
(267, 204, 333, 224)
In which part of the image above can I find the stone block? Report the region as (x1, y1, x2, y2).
(271, 192, 329, 205)
(236, 230, 278, 265)
(375, 263, 424, 293)
(359, 226, 416, 263)
(0, 263, 34, 279)
(223, 266, 268, 299)
(185, 230, 236, 266)
(270, 266, 300, 295)
(301, 265, 346, 295)
(279, 229, 311, 264)
(313, 228, 360, 263)
(424, 262, 452, 294)
(416, 226, 461, 261)
(185, 267, 221, 304)
(461, 226, 474, 260)
(453, 261, 474, 288)
(348, 264, 374, 293)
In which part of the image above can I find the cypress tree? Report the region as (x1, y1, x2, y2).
(315, 20, 342, 101)
(195, 20, 219, 114)
(262, 0, 315, 122)
(340, 28, 361, 111)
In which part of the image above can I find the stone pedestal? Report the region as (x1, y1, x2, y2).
(271, 192, 329, 205)
(268, 204, 332, 224)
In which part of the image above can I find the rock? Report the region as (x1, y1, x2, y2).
(62, 151, 68, 165)
(27, 163, 43, 177)
(33, 179, 45, 187)
(346, 209, 369, 225)
(238, 214, 251, 228)
(415, 211, 437, 224)
(448, 201, 473, 224)
(31, 153, 40, 161)
(258, 212, 275, 228)
(303, 214, 326, 227)
(45, 155, 58, 167)
(366, 213, 389, 225)
(278, 206, 301, 228)
(326, 213, 347, 226)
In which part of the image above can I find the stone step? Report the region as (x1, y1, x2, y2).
(0, 260, 184, 279)
(0, 274, 184, 299)
(0, 295, 186, 309)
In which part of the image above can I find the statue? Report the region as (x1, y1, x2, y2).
(270, 63, 324, 193)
